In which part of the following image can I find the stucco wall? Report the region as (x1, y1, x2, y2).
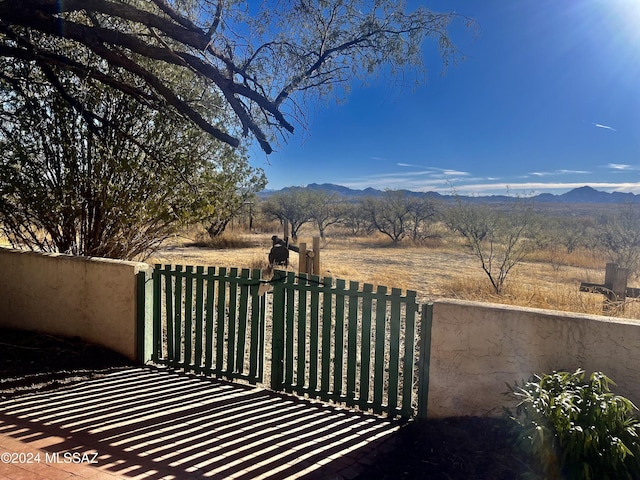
(428, 298, 640, 418)
(0, 248, 152, 360)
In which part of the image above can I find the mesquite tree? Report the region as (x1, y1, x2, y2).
(362, 190, 437, 244)
(0, 0, 468, 153)
(445, 196, 535, 294)
(0, 68, 263, 259)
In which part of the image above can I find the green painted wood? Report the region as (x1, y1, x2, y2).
(271, 277, 286, 391)
(388, 288, 402, 415)
(152, 266, 162, 363)
(359, 283, 374, 410)
(164, 266, 174, 362)
(346, 281, 359, 406)
(235, 269, 250, 374)
(417, 303, 433, 419)
(215, 267, 227, 375)
(333, 279, 346, 397)
(373, 285, 387, 414)
(308, 274, 320, 394)
(226, 268, 239, 377)
(249, 268, 263, 384)
(258, 279, 266, 383)
(284, 271, 296, 391)
(184, 266, 194, 368)
(296, 274, 308, 394)
(204, 267, 215, 372)
(173, 265, 183, 362)
(150, 263, 422, 419)
(194, 266, 205, 372)
(402, 291, 418, 417)
(320, 276, 333, 401)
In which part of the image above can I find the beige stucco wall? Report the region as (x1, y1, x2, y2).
(428, 298, 640, 418)
(0, 248, 153, 360)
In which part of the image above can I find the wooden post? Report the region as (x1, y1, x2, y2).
(417, 303, 433, 420)
(580, 263, 638, 314)
(306, 251, 314, 275)
(283, 219, 289, 243)
(604, 263, 628, 312)
(298, 242, 307, 274)
(312, 236, 320, 275)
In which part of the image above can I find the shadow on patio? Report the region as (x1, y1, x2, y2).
(0, 367, 402, 479)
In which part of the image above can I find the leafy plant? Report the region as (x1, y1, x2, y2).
(505, 369, 640, 480)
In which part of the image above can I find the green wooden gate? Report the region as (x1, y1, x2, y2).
(271, 271, 419, 418)
(151, 265, 266, 384)
(149, 264, 425, 418)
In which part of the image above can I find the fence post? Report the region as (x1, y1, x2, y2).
(417, 302, 433, 419)
(136, 268, 155, 364)
(299, 242, 307, 274)
(312, 236, 321, 275)
(271, 277, 286, 391)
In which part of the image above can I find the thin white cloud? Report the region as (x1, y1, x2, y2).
(608, 163, 635, 170)
(397, 162, 421, 168)
(593, 123, 616, 131)
(529, 169, 591, 177)
(440, 169, 470, 176)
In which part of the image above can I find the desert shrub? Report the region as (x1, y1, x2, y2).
(189, 231, 255, 249)
(505, 369, 640, 480)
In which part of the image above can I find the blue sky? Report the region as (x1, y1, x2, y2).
(250, 0, 640, 195)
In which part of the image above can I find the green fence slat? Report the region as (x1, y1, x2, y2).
(333, 279, 346, 397)
(402, 291, 418, 417)
(235, 269, 250, 374)
(388, 288, 402, 415)
(296, 273, 308, 395)
(271, 277, 286, 391)
(215, 267, 227, 375)
(417, 303, 433, 419)
(346, 281, 359, 406)
(249, 269, 263, 384)
(173, 265, 183, 363)
(226, 268, 239, 377)
(204, 267, 216, 372)
(152, 266, 162, 363)
(184, 266, 194, 368)
(359, 283, 374, 410)
(373, 285, 387, 414)
(320, 277, 333, 401)
(194, 266, 205, 372)
(284, 272, 296, 390)
(164, 266, 174, 362)
(308, 274, 320, 394)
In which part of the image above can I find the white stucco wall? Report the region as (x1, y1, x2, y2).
(0, 248, 153, 360)
(428, 298, 640, 418)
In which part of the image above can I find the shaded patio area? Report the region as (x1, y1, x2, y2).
(0, 367, 401, 479)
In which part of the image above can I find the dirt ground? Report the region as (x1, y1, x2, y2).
(146, 231, 611, 316)
(0, 328, 536, 479)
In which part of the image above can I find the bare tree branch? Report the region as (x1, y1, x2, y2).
(0, 0, 468, 153)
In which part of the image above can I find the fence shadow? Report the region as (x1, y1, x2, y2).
(0, 367, 402, 479)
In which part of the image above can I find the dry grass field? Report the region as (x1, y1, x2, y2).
(146, 224, 640, 320)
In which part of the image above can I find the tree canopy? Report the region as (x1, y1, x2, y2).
(0, 60, 264, 259)
(0, 0, 467, 153)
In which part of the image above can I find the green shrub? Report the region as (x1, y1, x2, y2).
(505, 369, 640, 480)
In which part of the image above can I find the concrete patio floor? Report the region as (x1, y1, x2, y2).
(0, 367, 402, 480)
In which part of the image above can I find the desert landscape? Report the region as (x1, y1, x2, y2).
(146, 218, 637, 320)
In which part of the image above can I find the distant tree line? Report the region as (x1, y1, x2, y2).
(256, 187, 640, 294)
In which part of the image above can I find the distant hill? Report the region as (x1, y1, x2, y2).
(260, 183, 640, 204)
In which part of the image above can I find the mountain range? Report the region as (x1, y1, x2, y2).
(261, 184, 640, 204)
